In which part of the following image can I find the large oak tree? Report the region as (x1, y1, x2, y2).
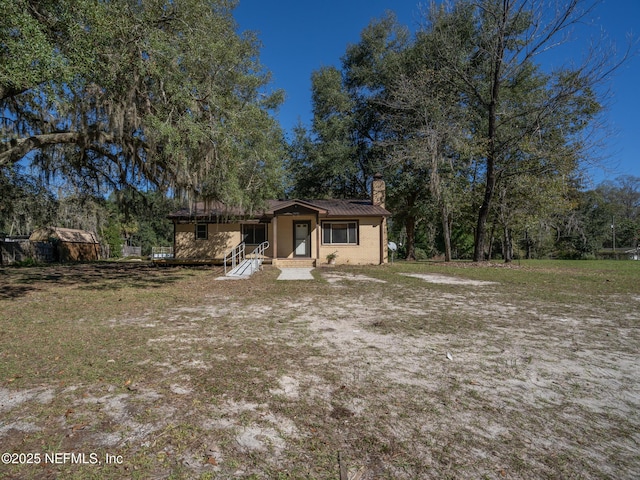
(1, 0, 284, 207)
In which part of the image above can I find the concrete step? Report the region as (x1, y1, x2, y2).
(273, 258, 316, 268)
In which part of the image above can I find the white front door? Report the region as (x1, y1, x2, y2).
(294, 222, 309, 256)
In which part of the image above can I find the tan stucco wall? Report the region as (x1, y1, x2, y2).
(319, 217, 385, 265)
(174, 222, 275, 260)
(174, 223, 240, 260)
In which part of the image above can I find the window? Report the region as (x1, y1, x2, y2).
(322, 221, 358, 245)
(195, 224, 208, 240)
(242, 223, 267, 244)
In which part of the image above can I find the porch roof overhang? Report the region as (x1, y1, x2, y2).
(264, 199, 328, 218)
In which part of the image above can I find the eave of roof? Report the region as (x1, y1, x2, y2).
(167, 199, 390, 221)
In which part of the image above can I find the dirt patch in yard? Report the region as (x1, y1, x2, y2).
(322, 271, 387, 284)
(402, 272, 498, 285)
(0, 262, 638, 479)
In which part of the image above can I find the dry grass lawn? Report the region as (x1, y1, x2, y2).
(0, 260, 638, 479)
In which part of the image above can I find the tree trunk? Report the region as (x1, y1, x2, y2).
(503, 226, 513, 263)
(487, 219, 497, 261)
(473, 4, 505, 262)
(405, 215, 416, 261)
(441, 203, 452, 262)
(473, 141, 498, 261)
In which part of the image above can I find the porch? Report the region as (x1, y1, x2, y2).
(222, 241, 316, 279)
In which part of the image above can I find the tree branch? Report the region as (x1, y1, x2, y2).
(0, 131, 116, 168)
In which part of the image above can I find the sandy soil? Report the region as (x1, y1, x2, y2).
(1, 267, 638, 479)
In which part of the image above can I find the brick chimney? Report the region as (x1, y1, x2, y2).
(371, 173, 385, 208)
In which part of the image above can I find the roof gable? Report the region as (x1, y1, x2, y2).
(267, 199, 328, 215)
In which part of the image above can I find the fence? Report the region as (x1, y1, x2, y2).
(1, 239, 55, 265)
(1, 239, 30, 265)
(151, 246, 173, 260)
(121, 245, 142, 257)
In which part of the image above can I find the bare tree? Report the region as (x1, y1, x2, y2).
(381, 71, 468, 261)
(424, 0, 632, 261)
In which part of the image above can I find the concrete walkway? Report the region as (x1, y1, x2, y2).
(277, 268, 315, 281)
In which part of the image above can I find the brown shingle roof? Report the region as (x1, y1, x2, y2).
(168, 199, 390, 221)
(29, 227, 100, 244)
(292, 199, 390, 217)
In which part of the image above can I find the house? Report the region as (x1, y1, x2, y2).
(29, 227, 101, 262)
(167, 174, 390, 266)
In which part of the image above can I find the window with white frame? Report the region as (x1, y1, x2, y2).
(195, 224, 208, 240)
(242, 223, 267, 244)
(322, 221, 358, 245)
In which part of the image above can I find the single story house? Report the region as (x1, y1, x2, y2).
(29, 227, 101, 262)
(167, 174, 390, 266)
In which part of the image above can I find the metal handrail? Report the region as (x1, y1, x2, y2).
(247, 241, 269, 274)
(224, 242, 245, 274)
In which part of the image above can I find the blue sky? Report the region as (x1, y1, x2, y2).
(233, 0, 639, 187)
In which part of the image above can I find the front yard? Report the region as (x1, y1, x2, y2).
(0, 261, 638, 479)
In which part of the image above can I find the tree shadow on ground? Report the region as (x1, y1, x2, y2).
(0, 262, 219, 299)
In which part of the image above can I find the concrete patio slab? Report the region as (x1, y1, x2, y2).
(277, 268, 314, 281)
